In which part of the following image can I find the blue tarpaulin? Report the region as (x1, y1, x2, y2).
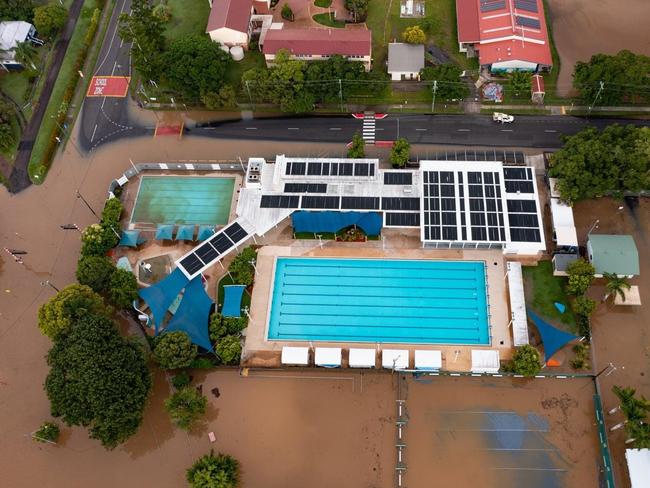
(197, 225, 215, 241)
(155, 224, 174, 240)
(291, 211, 382, 236)
(175, 224, 195, 241)
(165, 277, 214, 351)
(222, 285, 245, 317)
(528, 310, 578, 360)
(138, 268, 189, 332)
(119, 229, 145, 247)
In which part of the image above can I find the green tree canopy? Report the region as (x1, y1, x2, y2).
(163, 34, 231, 100)
(165, 386, 207, 430)
(154, 331, 198, 369)
(76, 255, 115, 293)
(81, 223, 119, 257)
(548, 125, 650, 204)
(216, 335, 241, 366)
(228, 246, 257, 286)
(419, 64, 469, 100)
(45, 314, 151, 448)
(0, 99, 17, 150)
(186, 451, 240, 488)
(0, 0, 35, 22)
(604, 272, 631, 302)
(201, 85, 237, 109)
(347, 132, 365, 158)
(571, 295, 596, 317)
(402, 26, 426, 44)
(304, 55, 367, 103)
(38, 284, 111, 339)
(508, 344, 541, 376)
(508, 71, 532, 96)
(108, 268, 139, 309)
(118, 0, 166, 81)
(33, 3, 67, 39)
(566, 258, 595, 296)
(390, 138, 410, 168)
(101, 197, 123, 226)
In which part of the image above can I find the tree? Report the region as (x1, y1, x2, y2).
(419, 64, 469, 100)
(118, 0, 166, 81)
(33, 421, 60, 443)
(201, 85, 237, 109)
(347, 132, 365, 158)
(0, 0, 35, 22)
(33, 3, 67, 39)
(164, 386, 207, 430)
(548, 125, 650, 204)
(209, 312, 227, 343)
(508, 71, 531, 96)
(216, 335, 241, 365)
(45, 314, 151, 448)
(228, 246, 257, 286)
(572, 295, 596, 317)
(108, 268, 139, 309)
(507, 344, 541, 376)
(223, 316, 247, 335)
(281, 3, 293, 21)
(38, 284, 111, 339)
(0, 99, 16, 150)
(566, 258, 595, 296)
(187, 451, 240, 488)
(152, 3, 171, 22)
(101, 197, 123, 227)
(153, 331, 198, 370)
(81, 223, 119, 257)
(344, 0, 368, 23)
(420, 17, 439, 35)
(12, 41, 38, 70)
(390, 138, 410, 168)
(163, 35, 231, 100)
(603, 272, 631, 302)
(76, 255, 115, 293)
(402, 26, 426, 44)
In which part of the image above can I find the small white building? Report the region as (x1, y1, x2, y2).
(206, 0, 254, 48)
(387, 43, 424, 81)
(0, 21, 38, 70)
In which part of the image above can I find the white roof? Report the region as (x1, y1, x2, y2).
(281, 346, 309, 365)
(382, 349, 409, 370)
(550, 198, 578, 247)
(348, 348, 376, 368)
(314, 347, 342, 367)
(615, 285, 642, 306)
(414, 350, 442, 370)
(0, 21, 33, 61)
(626, 449, 650, 488)
(471, 349, 500, 373)
(387, 43, 425, 74)
(507, 262, 529, 346)
(548, 178, 561, 198)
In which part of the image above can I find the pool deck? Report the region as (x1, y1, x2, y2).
(244, 240, 513, 372)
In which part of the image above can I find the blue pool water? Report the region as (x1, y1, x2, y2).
(267, 257, 490, 344)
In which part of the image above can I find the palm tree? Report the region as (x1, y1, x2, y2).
(603, 272, 631, 302)
(611, 385, 636, 415)
(12, 41, 38, 71)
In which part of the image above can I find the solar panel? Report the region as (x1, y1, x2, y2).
(515, 16, 541, 29)
(510, 228, 541, 242)
(301, 196, 340, 209)
(480, 0, 506, 12)
(508, 214, 539, 228)
(339, 163, 353, 176)
(354, 163, 369, 176)
(179, 254, 203, 275)
(286, 161, 306, 175)
(505, 180, 534, 193)
(507, 199, 537, 213)
(284, 183, 327, 193)
(210, 233, 234, 253)
(503, 168, 528, 180)
(381, 197, 420, 211)
(224, 222, 248, 243)
(385, 213, 420, 227)
(384, 172, 413, 185)
(307, 162, 322, 175)
(341, 196, 380, 210)
(195, 242, 219, 263)
(515, 0, 538, 13)
(260, 195, 300, 208)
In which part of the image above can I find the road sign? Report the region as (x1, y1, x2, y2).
(86, 76, 130, 98)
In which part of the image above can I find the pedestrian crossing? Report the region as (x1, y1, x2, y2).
(362, 112, 375, 144)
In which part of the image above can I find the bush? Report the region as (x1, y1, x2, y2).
(566, 258, 595, 295)
(33, 3, 67, 39)
(390, 138, 410, 168)
(281, 3, 294, 21)
(76, 255, 115, 293)
(187, 451, 240, 488)
(171, 370, 191, 389)
(101, 197, 123, 227)
(347, 132, 365, 158)
(402, 26, 426, 44)
(569, 343, 590, 370)
(153, 331, 198, 370)
(34, 421, 60, 443)
(216, 335, 241, 366)
(201, 85, 237, 109)
(505, 345, 541, 377)
(152, 3, 171, 22)
(209, 312, 227, 343)
(189, 357, 216, 369)
(576, 313, 591, 340)
(81, 224, 119, 257)
(108, 268, 138, 309)
(572, 295, 596, 317)
(164, 387, 207, 430)
(223, 316, 247, 335)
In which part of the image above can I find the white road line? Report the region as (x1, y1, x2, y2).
(111, 60, 117, 75)
(94, 0, 127, 75)
(245, 127, 257, 130)
(329, 127, 342, 130)
(415, 128, 427, 131)
(544, 129, 557, 133)
(457, 129, 470, 132)
(501, 129, 513, 132)
(101, 97, 107, 109)
(287, 127, 299, 130)
(90, 124, 98, 142)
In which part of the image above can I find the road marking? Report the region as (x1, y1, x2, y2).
(329, 127, 342, 130)
(91, 124, 98, 142)
(457, 129, 470, 132)
(500, 129, 513, 132)
(415, 128, 427, 131)
(287, 127, 299, 130)
(245, 127, 257, 130)
(94, 0, 128, 75)
(376, 128, 384, 131)
(101, 97, 107, 109)
(544, 129, 557, 133)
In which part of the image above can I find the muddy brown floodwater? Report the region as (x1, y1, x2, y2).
(546, 0, 650, 97)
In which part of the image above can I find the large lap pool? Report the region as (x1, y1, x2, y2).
(131, 176, 235, 225)
(267, 257, 490, 345)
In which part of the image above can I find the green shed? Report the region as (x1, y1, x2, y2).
(587, 235, 639, 277)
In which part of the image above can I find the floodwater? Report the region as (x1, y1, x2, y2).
(546, 0, 650, 97)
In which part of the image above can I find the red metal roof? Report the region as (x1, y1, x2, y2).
(263, 28, 371, 57)
(206, 0, 253, 33)
(456, 0, 480, 43)
(531, 73, 545, 93)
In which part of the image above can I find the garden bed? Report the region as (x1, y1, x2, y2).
(522, 260, 576, 330)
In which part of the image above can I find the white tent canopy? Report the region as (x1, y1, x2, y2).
(315, 347, 342, 367)
(471, 349, 500, 373)
(382, 349, 409, 370)
(349, 348, 376, 368)
(414, 350, 442, 370)
(626, 449, 650, 488)
(281, 346, 309, 366)
(507, 261, 529, 346)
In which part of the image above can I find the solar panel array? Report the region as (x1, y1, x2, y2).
(384, 172, 413, 185)
(515, 15, 541, 29)
(301, 196, 340, 209)
(284, 183, 327, 193)
(178, 222, 249, 277)
(423, 171, 460, 241)
(427, 150, 526, 165)
(503, 167, 534, 194)
(285, 161, 375, 178)
(480, 0, 506, 12)
(341, 196, 380, 210)
(260, 195, 300, 208)
(514, 0, 538, 12)
(385, 212, 420, 227)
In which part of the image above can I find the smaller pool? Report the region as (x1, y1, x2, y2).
(131, 176, 235, 225)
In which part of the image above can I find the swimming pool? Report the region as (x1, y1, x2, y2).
(267, 257, 490, 345)
(131, 176, 235, 225)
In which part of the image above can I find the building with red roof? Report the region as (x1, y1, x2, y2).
(206, 0, 271, 48)
(263, 28, 372, 71)
(456, 0, 552, 72)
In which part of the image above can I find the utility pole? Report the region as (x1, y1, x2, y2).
(245, 80, 254, 110)
(338, 79, 343, 112)
(76, 190, 100, 219)
(431, 80, 438, 113)
(588, 81, 604, 114)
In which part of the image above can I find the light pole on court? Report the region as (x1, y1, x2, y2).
(40, 280, 60, 293)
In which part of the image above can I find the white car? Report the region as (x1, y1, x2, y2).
(493, 112, 514, 123)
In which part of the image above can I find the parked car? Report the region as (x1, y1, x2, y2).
(493, 112, 514, 123)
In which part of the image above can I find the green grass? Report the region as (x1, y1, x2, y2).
(523, 261, 576, 329)
(217, 273, 252, 311)
(0, 71, 33, 106)
(541, 0, 563, 101)
(0, 116, 21, 160)
(225, 50, 266, 87)
(164, 0, 211, 41)
(28, 0, 101, 183)
(313, 12, 345, 28)
(314, 0, 332, 7)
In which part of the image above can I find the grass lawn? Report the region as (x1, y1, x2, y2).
(314, 0, 332, 6)
(217, 273, 253, 311)
(0, 71, 32, 106)
(313, 12, 346, 28)
(225, 49, 266, 88)
(28, 0, 101, 182)
(164, 0, 211, 41)
(540, 0, 563, 101)
(523, 261, 576, 329)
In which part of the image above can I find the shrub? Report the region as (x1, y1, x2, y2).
(281, 3, 293, 21)
(187, 451, 240, 488)
(101, 197, 123, 226)
(153, 331, 198, 370)
(201, 85, 237, 109)
(189, 357, 216, 369)
(506, 344, 541, 377)
(402, 25, 426, 44)
(347, 132, 365, 158)
(223, 316, 247, 335)
(171, 370, 191, 389)
(216, 335, 242, 366)
(108, 268, 138, 309)
(566, 258, 595, 296)
(390, 138, 410, 168)
(76, 255, 115, 293)
(576, 313, 591, 340)
(81, 224, 118, 257)
(572, 295, 596, 317)
(569, 343, 590, 370)
(152, 3, 171, 22)
(164, 387, 207, 430)
(34, 421, 60, 443)
(209, 313, 227, 343)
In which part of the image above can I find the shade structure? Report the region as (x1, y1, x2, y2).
(507, 262, 529, 346)
(315, 347, 342, 368)
(626, 449, 650, 488)
(155, 224, 174, 240)
(175, 224, 195, 241)
(528, 310, 578, 359)
(281, 346, 309, 365)
(349, 348, 376, 368)
(382, 349, 409, 370)
(291, 211, 382, 236)
(138, 268, 190, 332)
(222, 285, 245, 317)
(119, 229, 144, 247)
(116, 256, 133, 272)
(414, 350, 442, 370)
(197, 225, 215, 241)
(471, 349, 500, 373)
(165, 277, 214, 351)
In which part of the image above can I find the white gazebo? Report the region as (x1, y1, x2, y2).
(314, 347, 342, 368)
(348, 348, 376, 368)
(414, 350, 442, 371)
(281, 346, 309, 366)
(471, 349, 500, 374)
(382, 349, 409, 370)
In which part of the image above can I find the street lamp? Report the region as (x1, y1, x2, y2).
(587, 219, 600, 236)
(40, 280, 60, 292)
(60, 224, 80, 232)
(248, 259, 257, 275)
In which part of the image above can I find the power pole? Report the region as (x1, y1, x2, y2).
(588, 81, 604, 114)
(245, 80, 254, 110)
(431, 80, 438, 113)
(338, 79, 343, 112)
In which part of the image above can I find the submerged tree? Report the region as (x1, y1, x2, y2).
(186, 450, 240, 488)
(165, 387, 207, 431)
(603, 272, 631, 302)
